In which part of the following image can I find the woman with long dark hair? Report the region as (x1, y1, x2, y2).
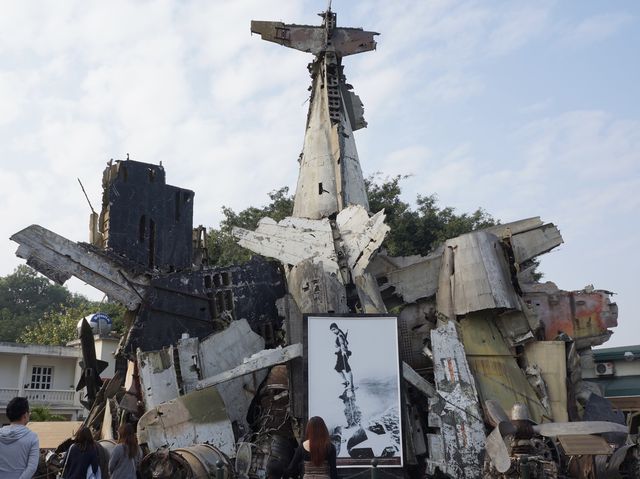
(109, 423, 142, 479)
(62, 427, 100, 479)
(286, 416, 338, 479)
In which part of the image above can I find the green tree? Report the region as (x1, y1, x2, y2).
(206, 176, 497, 264)
(366, 175, 496, 256)
(206, 186, 294, 266)
(29, 406, 67, 422)
(0, 265, 80, 342)
(18, 301, 126, 346)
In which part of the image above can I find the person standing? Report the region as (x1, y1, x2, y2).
(286, 416, 338, 479)
(0, 397, 39, 479)
(330, 323, 354, 389)
(109, 423, 142, 479)
(62, 427, 100, 479)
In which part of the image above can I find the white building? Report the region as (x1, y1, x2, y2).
(582, 344, 640, 413)
(0, 335, 119, 424)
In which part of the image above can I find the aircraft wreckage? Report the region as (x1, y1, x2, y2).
(9, 6, 638, 479)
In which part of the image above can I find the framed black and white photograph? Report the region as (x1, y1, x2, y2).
(306, 314, 403, 467)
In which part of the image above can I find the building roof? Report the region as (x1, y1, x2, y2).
(593, 344, 640, 362)
(0, 342, 78, 358)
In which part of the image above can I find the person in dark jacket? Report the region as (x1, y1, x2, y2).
(62, 427, 100, 479)
(109, 423, 142, 479)
(330, 322, 354, 389)
(287, 416, 338, 479)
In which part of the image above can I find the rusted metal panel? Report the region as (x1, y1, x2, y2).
(336, 206, 388, 276)
(193, 319, 268, 437)
(292, 64, 342, 219)
(557, 435, 613, 455)
(175, 336, 200, 394)
(398, 300, 436, 372)
(137, 347, 180, 410)
(446, 231, 521, 315)
(137, 387, 235, 456)
(382, 252, 442, 304)
(353, 272, 387, 313)
(234, 205, 389, 314)
(483, 217, 544, 238)
(573, 289, 618, 338)
(286, 259, 349, 314)
(250, 21, 377, 57)
(122, 257, 286, 355)
(250, 21, 326, 55)
(523, 282, 618, 348)
(252, 11, 375, 221)
(494, 300, 538, 347)
(533, 421, 628, 437)
(342, 89, 367, 131)
(10, 224, 148, 310)
(402, 361, 437, 398)
(524, 341, 568, 422)
(196, 344, 302, 391)
(436, 244, 455, 322)
(430, 321, 485, 479)
(233, 217, 339, 272)
(235, 206, 387, 280)
(460, 314, 552, 424)
(337, 99, 369, 208)
(510, 223, 563, 264)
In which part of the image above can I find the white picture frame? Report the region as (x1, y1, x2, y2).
(306, 314, 404, 468)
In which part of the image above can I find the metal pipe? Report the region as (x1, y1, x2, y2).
(371, 459, 378, 479)
(520, 455, 530, 479)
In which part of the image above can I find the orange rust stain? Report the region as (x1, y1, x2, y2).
(447, 358, 456, 382)
(459, 421, 468, 447)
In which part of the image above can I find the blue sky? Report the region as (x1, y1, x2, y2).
(1, 1, 638, 347)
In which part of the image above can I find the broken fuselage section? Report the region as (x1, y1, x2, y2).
(10, 6, 630, 479)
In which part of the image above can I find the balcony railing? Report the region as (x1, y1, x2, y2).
(0, 387, 77, 407)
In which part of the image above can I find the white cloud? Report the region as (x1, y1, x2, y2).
(422, 72, 484, 102)
(520, 98, 553, 114)
(559, 12, 633, 47)
(0, 1, 638, 346)
(486, 4, 550, 56)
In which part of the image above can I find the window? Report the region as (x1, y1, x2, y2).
(30, 366, 53, 390)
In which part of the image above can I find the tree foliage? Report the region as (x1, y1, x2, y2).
(29, 406, 67, 422)
(0, 264, 126, 345)
(366, 175, 496, 256)
(206, 187, 294, 266)
(18, 301, 126, 346)
(0, 265, 77, 342)
(206, 176, 497, 264)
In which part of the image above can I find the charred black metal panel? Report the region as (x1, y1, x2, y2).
(123, 257, 287, 355)
(100, 160, 194, 272)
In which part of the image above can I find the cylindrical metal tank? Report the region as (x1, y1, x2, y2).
(140, 444, 231, 479)
(172, 444, 231, 478)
